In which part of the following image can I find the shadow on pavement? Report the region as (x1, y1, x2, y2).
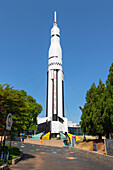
(8, 154, 36, 169)
(21, 153, 36, 161)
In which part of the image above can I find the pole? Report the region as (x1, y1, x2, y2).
(3, 128, 6, 159)
(1, 135, 2, 144)
(10, 130, 12, 147)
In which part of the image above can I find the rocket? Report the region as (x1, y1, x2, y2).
(38, 12, 68, 134)
(46, 11, 64, 121)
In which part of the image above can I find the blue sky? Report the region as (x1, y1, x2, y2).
(0, 0, 113, 123)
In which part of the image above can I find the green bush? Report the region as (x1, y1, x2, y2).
(0, 145, 20, 165)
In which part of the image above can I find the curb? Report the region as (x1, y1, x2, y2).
(11, 150, 23, 165)
(0, 150, 23, 170)
(0, 163, 8, 170)
(69, 147, 113, 165)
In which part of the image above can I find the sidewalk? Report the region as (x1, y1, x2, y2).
(10, 153, 42, 170)
(70, 147, 113, 165)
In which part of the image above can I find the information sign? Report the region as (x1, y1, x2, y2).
(6, 113, 12, 131)
(72, 136, 76, 147)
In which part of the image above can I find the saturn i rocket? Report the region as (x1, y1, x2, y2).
(37, 12, 68, 134)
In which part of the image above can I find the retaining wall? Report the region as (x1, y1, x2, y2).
(24, 139, 63, 147)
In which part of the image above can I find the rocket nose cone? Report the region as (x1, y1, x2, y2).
(51, 26, 60, 36)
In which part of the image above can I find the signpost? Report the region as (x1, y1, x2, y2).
(3, 113, 12, 159)
(6, 113, 12, 131)
(6, 113, 12, 147)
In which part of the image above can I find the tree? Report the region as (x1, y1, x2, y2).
(0, 97, 6, 135)
(20, 90, 42, 131)
(80, 63, 113, 139)
(0, 84, 29, 134)
(0, 84, 42, 135)
(92, 80, 106, 139)
(104, 63, 113, 138)
(80, 83, 97, 136)
(80, 80, 105, 139)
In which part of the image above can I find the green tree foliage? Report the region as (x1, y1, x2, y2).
(0, 84, 42, 134)
(104, 63, 113, 138)
(80, 83, 97, 136)
(20, 90, 42, 131)
(80, 63, 113, 139)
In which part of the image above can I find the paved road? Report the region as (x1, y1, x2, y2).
(7, 141, 113, 170)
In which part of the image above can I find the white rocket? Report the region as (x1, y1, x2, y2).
(46, 11, 64, 119)
(38, 12, 68, 134)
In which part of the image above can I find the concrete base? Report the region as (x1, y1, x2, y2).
(37, 117, 68, 134)
(24, 139, 63, 148)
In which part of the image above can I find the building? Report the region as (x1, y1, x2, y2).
(68, 121, 83, 136)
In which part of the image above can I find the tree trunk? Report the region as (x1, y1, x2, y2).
(106, 132, 109, 139)
(111, 133, 113, 139)
(18, 131, 20, 137)
(99, 134, 102, 140)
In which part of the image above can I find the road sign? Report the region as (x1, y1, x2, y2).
(6, 113, 12, 131)
(72, 136, 76, 147)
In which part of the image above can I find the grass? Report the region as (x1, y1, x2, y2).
(0, 144, 20, 166)
(0, 161, 4, 166)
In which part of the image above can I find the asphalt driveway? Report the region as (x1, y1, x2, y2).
(7, 141, 113, 170)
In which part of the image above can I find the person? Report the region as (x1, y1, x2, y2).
(21, 137, 23, 142)
(18, 137, 20, 141)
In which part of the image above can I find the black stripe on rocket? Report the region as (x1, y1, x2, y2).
(56, 70, 58, 121)
(46, 71, 48, 117)
(62, 80, 65, 117)
(52, 78, 54, 121)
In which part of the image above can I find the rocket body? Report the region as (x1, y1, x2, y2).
(38, 12, 68, 134)
(46, 17, 64, 121)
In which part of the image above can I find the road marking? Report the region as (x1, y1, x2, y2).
(52, 152, 57, 154)
(66, 157, 77, 160)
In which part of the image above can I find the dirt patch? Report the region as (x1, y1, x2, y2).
(76, 141, 105, 154)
